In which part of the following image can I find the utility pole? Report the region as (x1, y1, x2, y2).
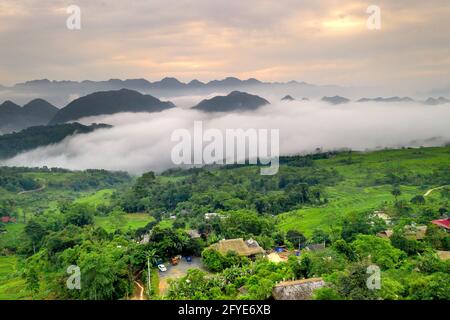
(147, 256, 151, 296)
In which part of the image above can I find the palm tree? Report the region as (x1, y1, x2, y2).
(146, 249, 159, 267)
(145, 249, 159, 296)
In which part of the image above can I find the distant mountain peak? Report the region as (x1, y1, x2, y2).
(22, 99, 59, 116)
(193, 91, 269, 112)
(0, 99, 58, 134)
(224, 76, 240, 81)
(281, 95, 295, 101)
(357, 97, 414, 103)
(49, 89, 175, 124)
(19, 79, 51, 86)
(321, 95, 350, 104)
(423, 96, 450, 105)
(245, 78, 262, 84)
(188, 79, 204, 86)
(228, 90, 245, 96)
(0, 100, 21, 109)
(160, 77, 183, 83)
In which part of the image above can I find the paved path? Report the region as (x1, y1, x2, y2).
(424, 185, 448, 197)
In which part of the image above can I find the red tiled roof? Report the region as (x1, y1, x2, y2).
(1, 216, 10, 223)
(431, 219, 450, 230)
(0, 216, 16, 223)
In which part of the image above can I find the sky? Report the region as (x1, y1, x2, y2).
(1, 0, 450, 91)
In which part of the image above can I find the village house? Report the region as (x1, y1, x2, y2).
(209, 238, 265, 258)
(1, 216, 16, 224)
(404, 225, 427, 240)
(204, 212, 224, 220)
(377, 224, 427, 240)
(272, 278, 325, 300)
(431, 218, 450, 232)
(372, 210, 392, 225)
(139, 233, 150, 245)
(377, 229, 394, 238)
(187, 229, 201, 239)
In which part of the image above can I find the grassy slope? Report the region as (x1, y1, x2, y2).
(0, 256, 29, 300)
(94, 213, 155, 232)
(75, 189, 155, 232)
(0, 223, 25, 251)
(277, 147, 450, 235)
(74, 188, 114, 207)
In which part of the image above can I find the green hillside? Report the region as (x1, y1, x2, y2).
(0, 146, 448, 300)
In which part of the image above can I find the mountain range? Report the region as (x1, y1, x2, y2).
(321, 96, 450, 105)
(357, 97, 414, 103)
(0, 77, 344, 106)
(423, 97, 450, 105)
(1, 87, 449, 135)
(11, 77, 290, 91)
(4, 76, 450, 106)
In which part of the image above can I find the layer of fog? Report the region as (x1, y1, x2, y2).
(3, 99, 449, 174)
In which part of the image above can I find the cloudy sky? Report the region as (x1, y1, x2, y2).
(1, 0, 449, 91)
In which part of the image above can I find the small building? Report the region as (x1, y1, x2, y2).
(431, 218, 450, 232)
(404, 225, 427, 240)
(377, 229, 394, 238)
(204, 212, 224, 220)
(377, 225, 427, 240)
(272, 278, 325, 300)
(373, 211, 392, 225)
(209, 238, 265, 257)
(187, 229, 201, 239)
(0, 216, 16, 224)
(139, 233, 150, 245)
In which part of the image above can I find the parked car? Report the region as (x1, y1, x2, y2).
(157, 264, 167, 272)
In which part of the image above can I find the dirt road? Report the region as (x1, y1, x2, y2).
(18, 185, 46, 195)
(131, 281, 146, 300)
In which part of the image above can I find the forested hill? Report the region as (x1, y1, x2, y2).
(192, 91, 270, 112)
(49, 89, 175, 124)
(0, 123, 111, 159)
